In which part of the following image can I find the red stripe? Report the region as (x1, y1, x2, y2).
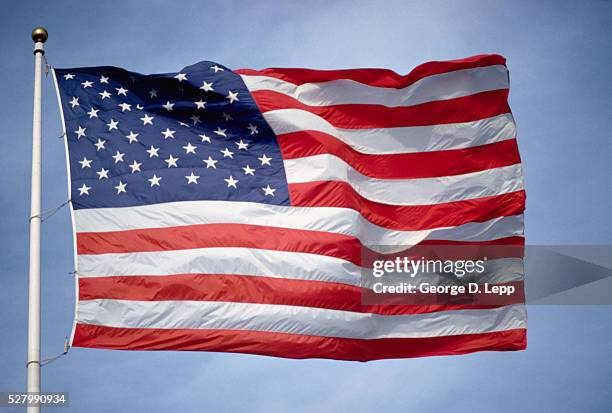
(79, 275, 524, 315)
(252, 89, 509, 129)
(290, 181, 525, 231)
(236, 54, 506, 88)
(78, 223, 364, 264)
(279, 132, 520, 179)
(72, 323, 526, 361)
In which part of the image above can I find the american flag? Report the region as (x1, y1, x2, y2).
(53, 54, 526, 361)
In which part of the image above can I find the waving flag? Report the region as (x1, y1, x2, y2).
(53, 54, 525, 361)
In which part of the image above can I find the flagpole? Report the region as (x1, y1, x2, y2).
(27, 26, 47, 413)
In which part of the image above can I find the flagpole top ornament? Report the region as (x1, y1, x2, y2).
(31, 27, 48, 43)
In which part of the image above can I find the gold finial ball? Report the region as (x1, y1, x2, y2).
(31, 27, 48, 43)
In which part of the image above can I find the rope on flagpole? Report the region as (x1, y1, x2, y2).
(44, 61, 66, 142)
(40, 337, 70, 366)
(26, 337, 70, 368)
(41, 59, 67, 141)
(28, 199, 70, 223)
(43, 55, 50, 77)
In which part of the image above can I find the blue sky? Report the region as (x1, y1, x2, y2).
(1, 1, 611, 411)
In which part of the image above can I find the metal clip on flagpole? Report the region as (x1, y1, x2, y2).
(27, 26, 47, 413)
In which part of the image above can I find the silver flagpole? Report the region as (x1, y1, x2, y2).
(27, 26, 47, 413)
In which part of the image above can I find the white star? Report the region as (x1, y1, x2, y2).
(148, 174, 162, 187)
(125, 131, 139, 143)
(147, 145, 160, 158)
(161, 128, 175, 139)
(222, 112, 233, 121)
(248, 123, 259, 135)
(258, 154, 272, 166)
(94, 138, 106, 151)
(81, 80, 93, 88)
(194, 99, 206, 109)
(214, 127, 227, 137)
(190, 114, 201, 125)
(79, 157, 92, 168)
(148, 89, 158, 98)
(112, 151, 125, 163)
(118, 102, 132, 112)
(235, 140, 249, 150)
(129, 160, 142, 173)
(162, 101, 175, 111)
(78, 184, 91, 196)
(200, 81, 214, 92)
(183, 142, 197, 154)
(140, 114, 154, 125)
(185, 172, 200, 184)
(100, 75, 109, 84)
(262, 185, 276, 196)
(70, 96, 80, 108)
(211, 65, 224, 72)
(114, 181, 127, 194)
(107, 119, 119, 131)
(199, 134, 211, 143)
(99, 90, 111, 99)
(226, 90, 239, 103)
(116, 87, 128, 96)
(165, 155, 179, 168)
(63, 73, 75, 80)
(174, 73, 188, 82)
(96, 168, 109, 179)
(220, 148, 234, 158)
(87, 107, 99, 118)
(224, 175, 239, 188)
(74, 126, 86, 139)
(203, 156, 217, 168)
(242, 164, 255, 175)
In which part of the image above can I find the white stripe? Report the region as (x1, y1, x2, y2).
(77, 245, 522, 285)
(74, 200, 524, 246)
(426, 214, 524, 241)
(77, 299, 526, 339)
(264, 110, 515, 154)
(479, 258, 524, 282)
(78, 247, 363, 285)
(242, 65, 508, 107)
(285, 156, 523, 206)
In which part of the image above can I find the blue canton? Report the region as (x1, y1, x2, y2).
(54, 61, 289, 210)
